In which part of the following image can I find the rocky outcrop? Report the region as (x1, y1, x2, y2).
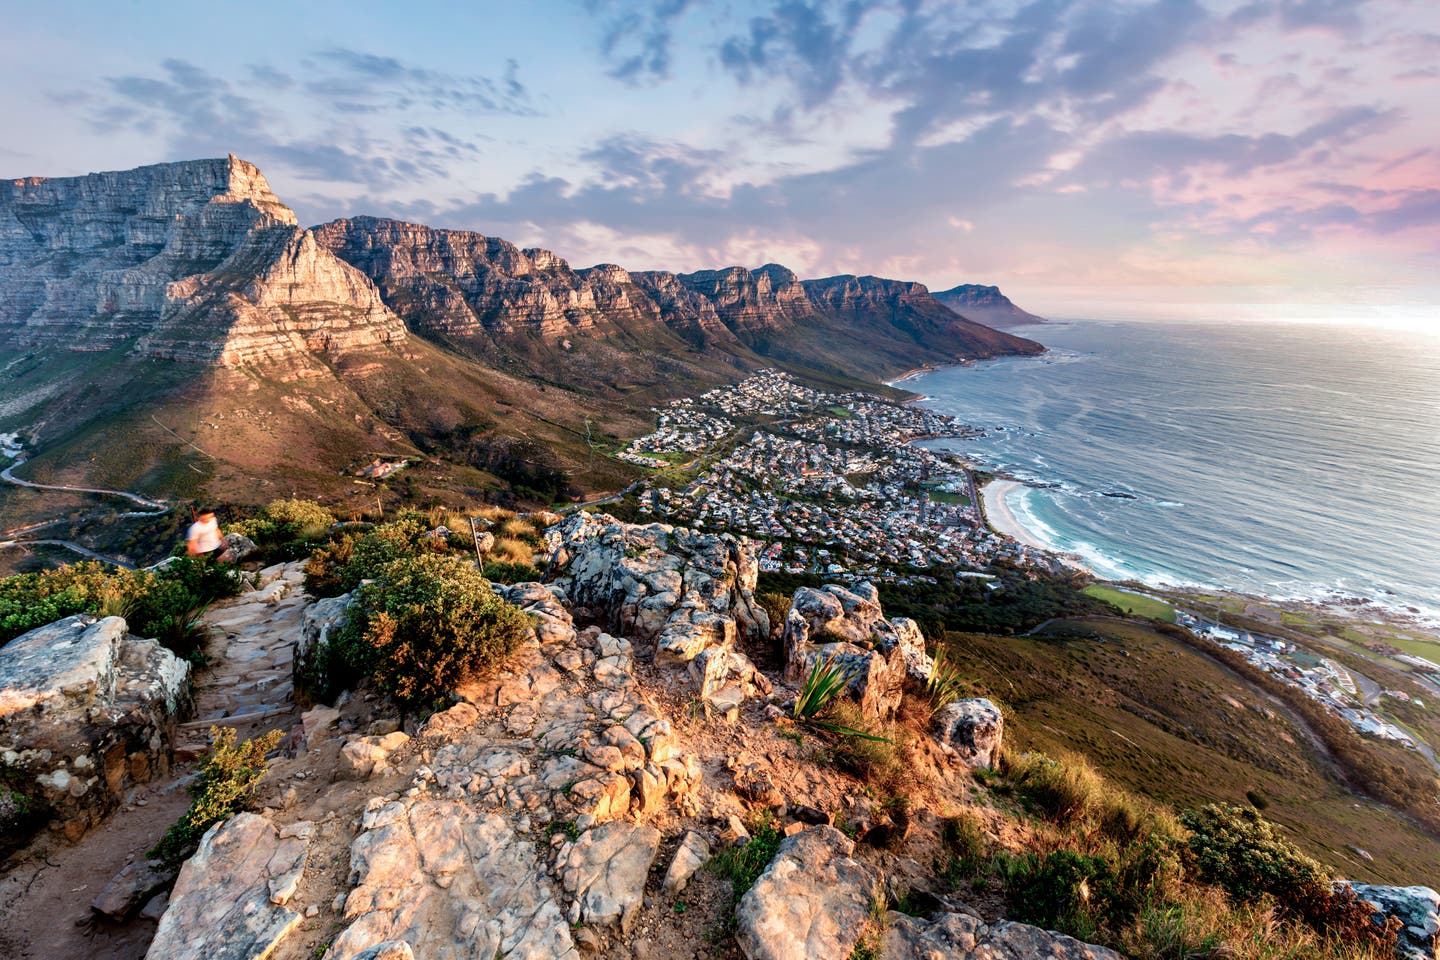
(782, 582, 931, 720)
(1, 156, 405, 366)
(545, 513, 772, 716)
(328, 798, 577, 960)
(294, 592, 355, 692)
(1345, 884, 1439, 960)
(735, 825, 881, 960)
(146, 812, 311, 960)
(0, 615, 190, 841)
(933, 698, 1004, 769)
(933, 283, 1046, 327)
(883, 912, 1123, 959)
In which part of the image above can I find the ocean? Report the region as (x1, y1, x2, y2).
(907, 318, 1440, 622)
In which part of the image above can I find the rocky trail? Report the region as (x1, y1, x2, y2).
(173, 562, 309, 758)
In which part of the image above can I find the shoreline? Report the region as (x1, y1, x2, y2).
(980, 479, 1057, 553)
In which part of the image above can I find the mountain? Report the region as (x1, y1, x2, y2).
(933, 283, 1045, 326)
(0, 157, 1040, 513)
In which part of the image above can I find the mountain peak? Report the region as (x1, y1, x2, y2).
(933, 282, 1045, 326)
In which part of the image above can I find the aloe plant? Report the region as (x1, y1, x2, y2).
(926, 646, 971, 713)
(793, 655, 891, 742)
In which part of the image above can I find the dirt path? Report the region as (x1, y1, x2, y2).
(0, 562, 309, 959)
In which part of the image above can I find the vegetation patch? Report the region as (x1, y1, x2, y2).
(150, 726, 284, 866)
(328, 552, 531, 713)
(1083, 585, 1177, 623)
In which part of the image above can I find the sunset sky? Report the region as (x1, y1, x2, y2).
(3, 0, 1437, 324)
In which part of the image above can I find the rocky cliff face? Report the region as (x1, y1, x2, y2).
(316, 216, 1041, 365)
(0, 156, 405, 365)
(933, 282, 1045, 326)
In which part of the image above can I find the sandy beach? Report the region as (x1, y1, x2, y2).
(981, 479, 1056, 552)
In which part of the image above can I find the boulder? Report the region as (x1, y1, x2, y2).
(293, 592, 354, 692)
(328, 798, 577, 960)
(883, 911, 1123, 959)
(735, 825, 881, 960)
(145, 812, 310, 960)
(219, 532, 257, 562)
(782, 583, 933, 720)
(1346, 883, 1439, 960)
(662, 830, 711, 895)
(0, 615, 191, 842)
(933, 698, 1004, 769)
(558, 820, 662, 934)
(340, 732, 410, 779)
(92, 859, 178, 920)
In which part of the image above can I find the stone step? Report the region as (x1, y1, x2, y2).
(180, 705, 293, 730)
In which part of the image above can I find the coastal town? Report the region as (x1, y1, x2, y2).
(614, 370, 1069, 581)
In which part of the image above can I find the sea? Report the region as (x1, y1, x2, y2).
(906, 318, 1440, 623)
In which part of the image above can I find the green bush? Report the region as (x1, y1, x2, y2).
(480, 560, 543, 584)
(0, 558, 238, 659)
(150, 726, 283, 865)
(331, 553, 531, 712)
(1181, 805, 1397, 949)
(304, 516, 435, 597)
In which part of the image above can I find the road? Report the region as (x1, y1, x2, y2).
(0, 458, 169, 567)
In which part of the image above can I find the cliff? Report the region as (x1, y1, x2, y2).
(0, 156, 405, 365)
(933, 283, 1045, 326)
(315, 217, 1043, 372)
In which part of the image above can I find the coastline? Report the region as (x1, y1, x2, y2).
(980, 479, 1056, 553)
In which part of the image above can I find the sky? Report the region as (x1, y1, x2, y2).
(2, 0, 1438, 326)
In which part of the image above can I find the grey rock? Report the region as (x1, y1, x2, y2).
(294, 592, 354, 693)
(735, 825, 880, 960)
(933, 698, 1004, 770)
(92, 859, 178, 920)
(1346, 883, 1439, 960)
(145, 812, 310, 960)
(559, 820, 662, 935)
(0, 615, 191, 841)
(662, 830, 711, 896)
(328, 797, 577, 960)
(884, 911, 1123, 959)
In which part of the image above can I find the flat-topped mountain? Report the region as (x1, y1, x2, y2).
(0, 156, 405, 365)
(0, 157, 1040, 510)
(934, 283, 1045, 326)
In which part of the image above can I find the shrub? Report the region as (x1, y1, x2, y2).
(1179, 805, 1397, 949)
(709, 813, 784, 900)
(150, 726, 283, 865)
(1001, 847, 1116, 941)
(0, 558, 237, 659)
(756, 591, 792, 641)
(332, 553, 531, 712)
(304, 516, 432, 597)
(481, 560, 543, 584)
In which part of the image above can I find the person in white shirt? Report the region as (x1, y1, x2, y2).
(186, 509, 224, 560)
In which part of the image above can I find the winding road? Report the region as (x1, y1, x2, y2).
(0, 459, 169, 566)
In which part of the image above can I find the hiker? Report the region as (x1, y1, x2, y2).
(186, 508, 226, 561)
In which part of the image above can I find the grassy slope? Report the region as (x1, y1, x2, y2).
(1083, 585, 1177, 623)
(946, 617, 1440, 882)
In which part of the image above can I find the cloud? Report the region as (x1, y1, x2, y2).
(588, 0, 694, 82)
(72, 50, 535, 194)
